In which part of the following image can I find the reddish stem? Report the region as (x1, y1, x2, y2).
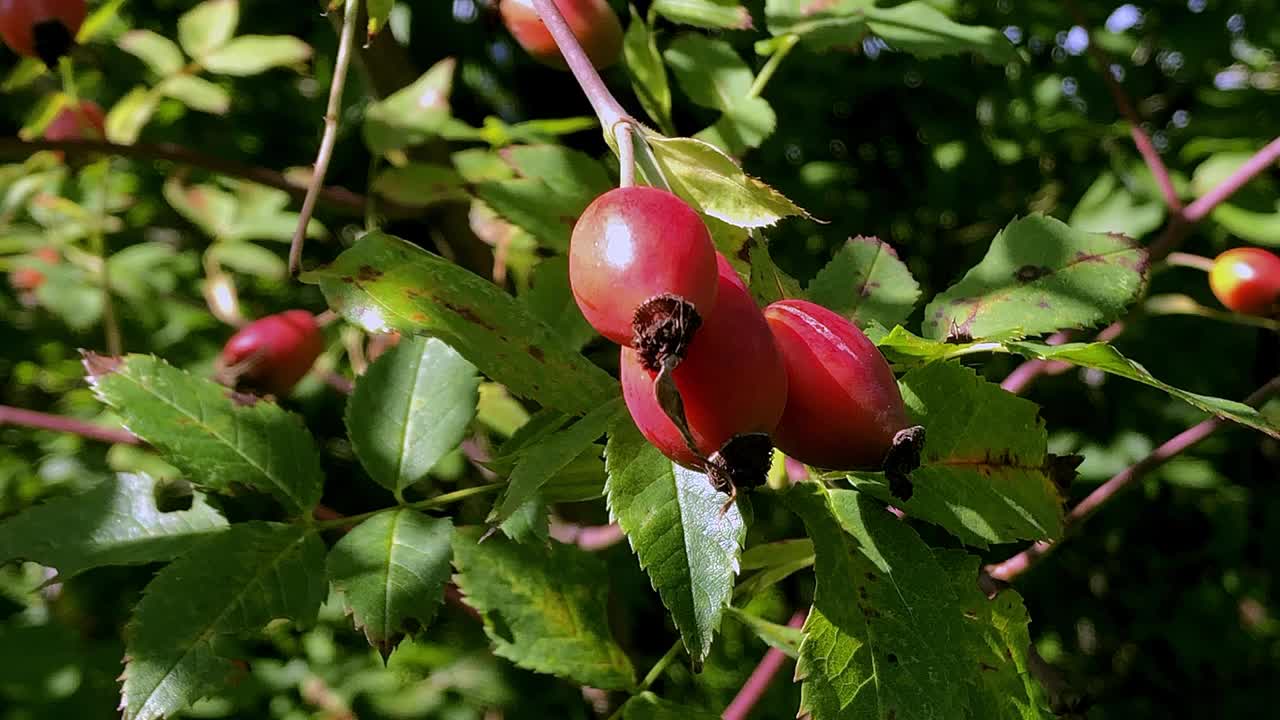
(529, 0, 627, 129)
(0, 405, 138, 445)
(722, 610, 808, 720)
(1182, 136, 1280, 223)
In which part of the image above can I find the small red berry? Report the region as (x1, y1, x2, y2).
(0, 0, 86, 66)
(620, 255, 787, 468)
(764, 299, 909, 471)
(570, 187, 718, 351)
(1209, 248, 1280, 317)
(44, 99, 105, 142)
(499, 0, 623, 70)
(220, 310, 325, 396)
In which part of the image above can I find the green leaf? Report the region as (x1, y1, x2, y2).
(372, 164, 469, 208)
(178, 0, 239, 59)
(451, 528, 636, 690)
(747, 236, 803, 305)
(664, 35, 776, 154)
(346, 337, 480, 495)
(304, 231, 618, 415)
(737, 538, 815, 598)
(865, 2, 1018, 63)
(0, 473, 226, 580)
(327, 510, 453, 657)
(921, 214, 1149, 341)
(622, 692, 719, 719)
(624, 7, 675, 135)
(725, 606, 803, 657)
(873, 325, 985, 367)
(106, 87, 160, 145)
(201, 35, 313, 76)
(121, 523, 327, 720)
(367, 0, 394, 37)
(643, 132, 810, 228)
(806, 236, 921, 329)
(207, 241, 286, 280)
(157, 75, 231, 115)
(475, 145, 613, 251)
(1069, 170, 1167, 240)
(765, 0, 870, 50)
(490, 398, 624, 529)
(521, 256, 596, 352)
(1210, 203, 1280, 246)
(605, 418, 745, 664)
(1006, 342, 1280, 439)
(85, 353, 325, 515)
(849, 362, 1065, 547)
(652, 0, 754, 29)
(364, 58, 457, 155)
(118, 30, 185, 76)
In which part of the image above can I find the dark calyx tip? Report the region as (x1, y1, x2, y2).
(633, 294, 702, 373)
(34, 20, 76, 68)
(707, 433, 774, 497)
(883, 425, 926, 502)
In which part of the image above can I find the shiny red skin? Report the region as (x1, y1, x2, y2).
(570, 187, 718, 346)
(221, 311, 324, 396)
(499, 0, 622, 70)
(9, 247, 59, 291)
(1209, 248, 1280, 316)
(0, 0, 85, 59)
(764, 299, 908, 470)
(44, 99, 105, 142)
(621, 256, 787, 467)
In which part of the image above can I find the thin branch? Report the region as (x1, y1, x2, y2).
(746, 34, 798, 101)
(0, 405, 138, 445)
(722, 610, 808, 720)
(549, 521, 625, 551)
(615, 122, 635, 188)
(530, 0, 628, 129)
(985, 375, 1280, 585)
(1163, 251, 1215, 272)
(290, 0, 361, 276)
(1182, 136, 1280, 223)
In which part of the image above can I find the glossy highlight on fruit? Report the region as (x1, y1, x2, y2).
(764, 299, 908, 470)
(570, 186, 717, 347)
(499, 0, 623, 70)
(220, 310, 325, 396)
(0, 0, 86, 66)
(44, 99, 105, 142)
(621, 255, 787, 467)
(1209, 247, 1280, 317)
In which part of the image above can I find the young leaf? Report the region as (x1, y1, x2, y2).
(106, 86, 160, 145)
(364, 58, 457, 155)
(663, 35, 776, 154)
(922, 215, 1149, 341)
(0, 473, 226, 580)
(848, 362, 1065, 547)
(652, 0, 753, 30)
(605, 418, 745, 665)
(118, 30, 185, 76)
(622, 692, 720, 719)
(305, 231, 619, 415)
(521, 256, 596, 352)
(346, 336, 480, 495)
(725, 606, 803, 658)
(372, 164, 469, 208)
(200, 36, 314, 76)
(747, 236, 802, 306)
(735, 538, 815, 598)
(1069, 170, 1167, 240)
(865, 2, 1018, 63)
(624, 7, 675, 135)
(85, 354, 325, 515)
(158, 75, 232, 115)
(326, 510, 453, 657)
(121, 523, 327, 720)
(765, 0, 869, 50)
(178, 0, 239, 59)
(806, 236, 921, 329)
(451, 528, 636, 690)
(475, 145, 613, 252)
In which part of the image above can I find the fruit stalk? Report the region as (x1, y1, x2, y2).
(530, 0, 627, 130)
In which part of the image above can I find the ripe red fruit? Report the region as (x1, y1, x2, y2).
(499, 0, 623, 70)
(220, 311, 325, 396)
(764, 299, 911, 471)
(570, 186, 717, 353)
(44, 99, 105, 142)
(620, 255, 787, 470)
(0, 0, 86, 66)
(1209, 247, 1280, 317)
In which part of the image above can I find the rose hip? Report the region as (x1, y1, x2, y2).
(220, 310, 325, 396)
(499, 0, 623, 70)
(1209, 248, 1280, 317)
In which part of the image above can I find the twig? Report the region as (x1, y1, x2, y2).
(1163, 251, 1215, 272)
(985, 375, 1280, 585)
(1182, 136, 1280, 223)
(530, 0, 628, 130)
(311, 482, 506, 530)
(290, 0, 360, 276)
(722, 610, 808, 720)
(615, 123, 635, 188)
(549, 521, 625, 551)
(746, 34, 798, 101)
(0, 405, 138, 445)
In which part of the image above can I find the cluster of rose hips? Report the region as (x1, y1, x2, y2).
(1209, 247, 1280, 318)
(569, 186, 922, 496)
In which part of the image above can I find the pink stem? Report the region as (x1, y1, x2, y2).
(529, 0, 627, 129)
(0, 405, 138, 445)
(1182, 136, 1280, 223)
(722, 610, 808, 720)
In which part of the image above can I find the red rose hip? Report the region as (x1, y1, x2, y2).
(0, 0, 86, 66)
(621, 255, 787, 486)
(1209, 248, 1280, 317)
(220, 310, 325, 396)
(44, 99, 105, 142)
(765, 300, 921, 486)
(499, 0, 623, 70)
(570, 187, 717, 359)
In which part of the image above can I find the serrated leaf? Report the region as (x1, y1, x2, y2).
(106, 87, 160, 145)
(848, 362, 1065, 547)
(451, 528, 636, 689)
(121, 523, 326, 720)
(725, 606, 803, 657)
(201, 35, 313, 76)
(521, 256, 596, 351)
(85, 354, 325, 515)
(347, 337, 480, 494)
(327, 510, 453, 656)
(664, 35, 775, 154)
(652, 0, 753, 29)
(364, 58, 456, 155)
(0, 473, 226, 580)
(922, 215, 1149, 341)
(304, 231, 618, 415)
(158, 75, 231, 115)
(807, 236, 921, 329)
(865, 2, 1017, 62)
(643, 131, 809, 228)
(605, 418, 745, 664)
(765, 0, 870, 50)
(1006, 342, 1280, 439)
(475, 145, 613, 251)
(119, 30, 185, 76)
(873, 325, 985, 367)
(179, 0, 239, 59)
(623, 692, 720, 719)
(624, 7, 674, 134)
(372, 164, 469, 208)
